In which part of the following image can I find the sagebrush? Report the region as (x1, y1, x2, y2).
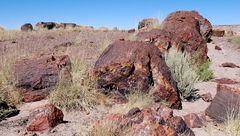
(165, 49, 199, 100)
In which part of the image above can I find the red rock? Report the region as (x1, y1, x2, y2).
(213, 78, 239, 84)
(21, 23, 33, 32)
(162, 11, 212, 62)
(128, 29, 136, 33)
(27, 104, 64, 131)
(136, 29, 185, 53)
(212, 29, 225, 37)
(138, 18, 160, 30)
(221, 62, 240, 68)
(14, 55, 71, 102)
(206, 83, 240, 121)
(183, 113, 206, 128)
(93, 105, 194, 136)
(200, 93, 213, 102)
(215, 46, 222, 50)
(93, 40, 181, 109)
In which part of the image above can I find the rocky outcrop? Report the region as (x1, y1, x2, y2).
(27, 104, 64, 131)
(93, 40, 181, 109)
(14, 55, 71, 102)
(93, 105, 194, 136)
(35, 22, 57, 30)
(138, 18, 160, 30)
(162, 11, 213, 62)
(56, 23, 77, 29)
(212, 29, 225, 37)
(21, 23, 33, 32)
(136, 29, 186, 53)
(206, 83, 240, 121)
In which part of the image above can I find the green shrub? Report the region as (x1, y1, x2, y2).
(165, 49, 199, 100)
(194, 59, 213, 81)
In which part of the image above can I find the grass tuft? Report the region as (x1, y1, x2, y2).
(111, 90, 154, 114)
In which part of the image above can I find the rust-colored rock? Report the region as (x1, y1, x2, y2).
(93, 105, 194, 136)
(138, 18, 160, 30)
(93, 40, 181, 109)
(162, 11, 213, 62)
(183, 112, 206, 128)
(136, 29, 185, 53)
(27, 104, 64, 131)
(206, 83, 240, 121)
(21, 23, 33, 32)
(35, 22, 57, 30)
(215, 46, 222, 50)
(212, 29, 225, 37)
(14, 55, 71, 102)
(213, 78, 239, 84)
(128, 29, 135, 33)
(200, 93, 213, 102)
(221, 62, 240, 68)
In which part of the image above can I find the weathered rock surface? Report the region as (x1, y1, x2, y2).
(183, 112, 206, 128)
(138, 18, 160, 30)
(21, 23, 33, 32)
(56, 23, 77, 29)
(35, 22, 57, 30)
(162, 10, 213, 62)
(206, 83, 240, 121)
(93, 40, 181, 109)
(27, 104, 64, 131)
(14, 55, 71, 102)
(93, 105, 194, 136)
(212, 29, 225, 37)
(136, 29, 185, 53)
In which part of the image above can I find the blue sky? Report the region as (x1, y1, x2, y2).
(0, 0, 240, 29)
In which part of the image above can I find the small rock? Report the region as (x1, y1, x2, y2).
(221, 62, 240, 68)
(213, 78, 239, 84)
(27, 104, 64, 131)
(128, 29, 135, 33)
(200, 93, 213, 102)
(215, 46, 222, 50)
(212, 29, 225, 37)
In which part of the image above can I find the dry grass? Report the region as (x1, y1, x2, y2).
(111, 90, 154, 114)
(89, 120, 131, 136)
(224, 109, 240, 136)
(49, 58, 101, 112)
(0, 29, 20, 41)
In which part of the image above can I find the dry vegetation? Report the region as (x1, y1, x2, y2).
(111, 90, 154, 114)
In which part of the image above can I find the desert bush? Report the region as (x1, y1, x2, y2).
(89, 120, 130, 136)
(111, 90, 154, 114)
(49, 58, 100, 112)
(165, 49, 199, 100)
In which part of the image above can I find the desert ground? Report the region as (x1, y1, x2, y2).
(1, 11, 240, 136)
